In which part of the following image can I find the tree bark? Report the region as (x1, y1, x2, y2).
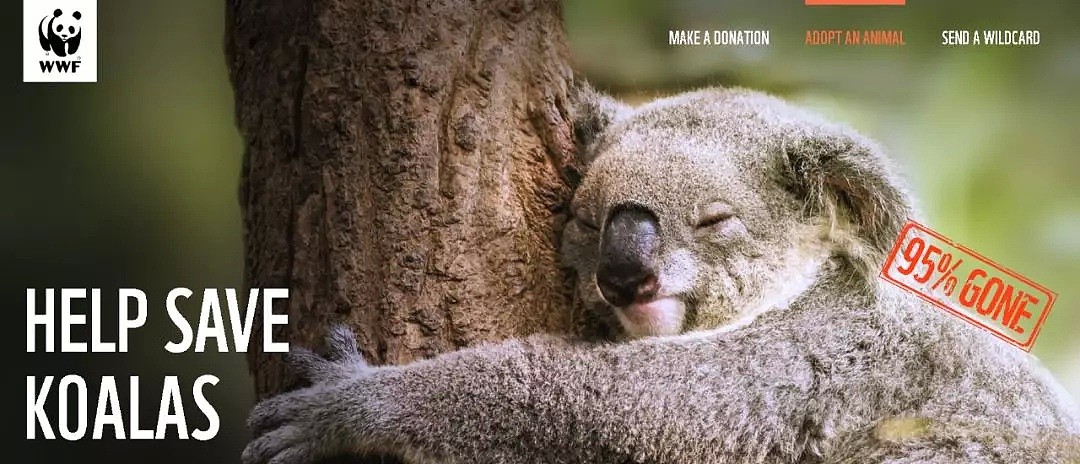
(226, 0, 579, 459)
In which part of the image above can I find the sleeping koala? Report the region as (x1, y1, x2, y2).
(243, 86, 1080, 464)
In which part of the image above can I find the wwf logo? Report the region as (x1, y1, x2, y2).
(22, 0, 96, 82)
(38, 9, 82, 57)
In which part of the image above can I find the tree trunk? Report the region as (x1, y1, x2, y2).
(226, 0, 579, 459)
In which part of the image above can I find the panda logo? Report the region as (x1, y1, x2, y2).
(38, 9, 82, 57)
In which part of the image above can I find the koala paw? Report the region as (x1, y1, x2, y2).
(288, 324, 370, 384)
(242, 325, 370, 464)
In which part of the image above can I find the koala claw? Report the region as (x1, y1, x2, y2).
(266, 447, 314, 464)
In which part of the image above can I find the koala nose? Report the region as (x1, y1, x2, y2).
(596, 205, 660, 307)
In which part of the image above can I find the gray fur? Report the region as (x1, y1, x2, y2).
(244, 87, 1080, 463)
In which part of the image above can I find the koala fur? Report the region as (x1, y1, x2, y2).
(244, 85, 1080, 464)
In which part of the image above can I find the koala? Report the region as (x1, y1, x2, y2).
(243, 86, 1080, 464)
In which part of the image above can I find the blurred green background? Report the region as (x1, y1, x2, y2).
(5, 0, 1078, 462)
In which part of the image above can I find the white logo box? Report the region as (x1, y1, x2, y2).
(23, 0, 97, 83)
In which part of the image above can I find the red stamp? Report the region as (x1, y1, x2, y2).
(880, 219, 1056, 351)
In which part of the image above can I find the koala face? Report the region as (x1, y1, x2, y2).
(562, 133, 819, 338)
(562, 88, 905, 338)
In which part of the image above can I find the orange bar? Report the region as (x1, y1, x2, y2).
(806, 0, 905, 5)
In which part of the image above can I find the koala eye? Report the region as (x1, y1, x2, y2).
(695, 201, 736, 229)
(570, 205, 600, 231)
(574, 213, 600, 231)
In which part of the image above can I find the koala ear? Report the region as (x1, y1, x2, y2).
(781, 127, 914, 267)
(569, 81, 632, 165)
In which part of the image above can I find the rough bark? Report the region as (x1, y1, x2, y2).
(226, 0, 579, 458)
